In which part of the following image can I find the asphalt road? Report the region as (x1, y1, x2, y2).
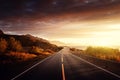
(11, 47, 120, 80)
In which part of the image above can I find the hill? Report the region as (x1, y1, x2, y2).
(0, 32, 62, 52)
(0, 29, 63, 63)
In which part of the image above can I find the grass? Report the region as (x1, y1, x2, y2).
(85, 47, 120, 62)
(7, 52, 37, 61)
(0, 52, 37, 64)
(0, 52, 49, 80)
(70, 46, 120, 62)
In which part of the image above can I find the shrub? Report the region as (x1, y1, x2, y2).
(6, 52, 37, 62)
(8, 37, 22, 52)
(30, 46, 44, 55)
(0, 38, 7, 53)
(45, 49, 54, 54)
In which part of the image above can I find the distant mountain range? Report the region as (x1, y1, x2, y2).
(0, 29, 62, 52)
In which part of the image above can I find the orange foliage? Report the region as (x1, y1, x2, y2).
(6, 52, 37, 61)
(0, 38, 7, 53)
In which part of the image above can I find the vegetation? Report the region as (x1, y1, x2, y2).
(0, 30, 62, 64)
(85, 46, 120, 62)
(0, 38, 7, 53)
(70, 46, 120, 62)
(30, 46, 44, 55)
(6, 52, 37, 62)
(8, 37, 23, 52)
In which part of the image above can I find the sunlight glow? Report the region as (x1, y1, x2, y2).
(49, 20, 120, 48)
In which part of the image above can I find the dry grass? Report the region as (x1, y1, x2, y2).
(42, 52, 51, 55)
(85, 47, 120, 62)
(70, 47, 120, 62)
(6, 52, 37, 62)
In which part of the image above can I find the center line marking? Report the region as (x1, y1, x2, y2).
(61, 57, 63, 63)
(62, 64, 66, 80)
(61, 53, 66, 80)
(61, 54, 63, 63)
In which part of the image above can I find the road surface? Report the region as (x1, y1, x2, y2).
(11, 47, 120, 80)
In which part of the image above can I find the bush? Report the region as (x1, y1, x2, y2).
(6, 52, 37, 62)
(30, 46, 44, 55)
(8, 37, 23, 52)
(45, 49, 54, 54)
(0, 38, 7, 53)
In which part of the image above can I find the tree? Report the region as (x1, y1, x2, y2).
(8, 37, 22, 52)
(0, 38, 7, 53)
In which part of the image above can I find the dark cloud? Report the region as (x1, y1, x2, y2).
(0, 0, 52, 19)
(0, 0, 120, 35)
(0, 0, 120, 20)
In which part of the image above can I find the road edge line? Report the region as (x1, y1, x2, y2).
(11, 55, 52, 80)
(71, 54, 120, 79)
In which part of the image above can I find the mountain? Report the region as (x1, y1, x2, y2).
(0, 30, 62, 52)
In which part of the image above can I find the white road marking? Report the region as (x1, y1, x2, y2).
(11, 56, 52, 80)
(72, 54, 120, 79)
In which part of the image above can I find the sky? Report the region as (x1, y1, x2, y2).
(0, 0, 120, 48)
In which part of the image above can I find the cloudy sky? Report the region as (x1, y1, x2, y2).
(0, 0, 120, 47)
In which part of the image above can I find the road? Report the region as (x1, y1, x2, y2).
(11, 47, 120, 80)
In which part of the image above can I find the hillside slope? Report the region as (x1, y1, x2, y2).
(0, 31, 62, 52)
(0, 29, 63, 63)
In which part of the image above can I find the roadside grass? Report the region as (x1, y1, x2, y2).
(0, 52, 36, 64)
(0, 53, 49, 80)
(6, 52, 37, 62)
(85, 47, 120, 62)
(0, 51, 53, 64)
(70, 46, 120, 62)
